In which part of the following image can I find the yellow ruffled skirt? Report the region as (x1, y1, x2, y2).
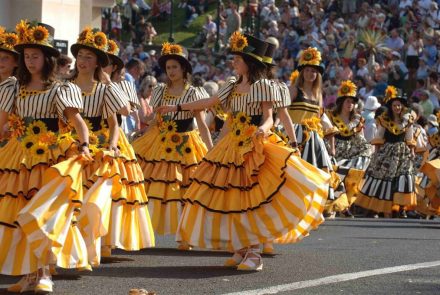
(132, 126, 207, 235)
(176, 133, 330, 251)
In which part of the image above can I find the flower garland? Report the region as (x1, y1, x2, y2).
(15, 20, 51, 46)
(227, 112, 257, 153)
(328, 113, 361, 137)
(377, 112, 410, 135)
(76, 27, 108, 51)
(157, 114, 193, 160)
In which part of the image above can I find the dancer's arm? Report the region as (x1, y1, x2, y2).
(257, 102, 274, 136)
(156, 96, 220, 113)
(107, 113, 121, 156)
(64, 108, 92, 159)
(195, 111, 214, 150)
(278, 107, 298, 146)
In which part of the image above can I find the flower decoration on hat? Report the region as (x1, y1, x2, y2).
(107, 39, 120, 55)
(77, 27, 108, 51)
(338, 80, 357, 97)
(161, 42, 183, 56)
(0, 27, 19, 51)
(29, 25, 49, 44)
(383, 85, 398, 103)
(16, 20, 30, 43)
(289, 70, 299, 85)
(0, 27, 5, 36)
(299, 47, 321, 66)
(229, 31, 248, 52)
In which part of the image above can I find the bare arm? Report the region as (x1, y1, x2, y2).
(257, 101, 274, 135)
(0, 111, 9, 139)
(64, 108, 92, 158)
(156, 96, 220, 113)
(107, 113, 120, 155)
(195, 111, 213, 150)
(278, 107, 298, 144)
(119, 105, 131, 116)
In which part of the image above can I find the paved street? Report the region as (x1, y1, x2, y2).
(1, 218, 439, 295)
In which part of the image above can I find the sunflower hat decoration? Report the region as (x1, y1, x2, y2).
(289, 70, 299, 86)
(297, 47, 324, 74)
(228, 31, 268, 67)
(106, 39, 124, 71)
(383, 85, 407, 106)
(14, 20, 59, 57)
(0, 26, 19, 56)
(336, 80, 358, 104)
(71, 27, 109, 66)
(158, 42, 193, 74)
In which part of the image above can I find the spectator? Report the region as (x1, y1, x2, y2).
(419, 90, 435, 116)
(356, 58, 369, 79)
(385, 29, 405, 52)
(203, 15, 217, 47)
(111, 5, 123, 41)
(224, 2, 241, 43)
(260, 1, 281, 26)
(145, 22, 157, 45)
(422, 34, 438, 67)
(55, 54, 72, 79)
(416, 57, 430, 80)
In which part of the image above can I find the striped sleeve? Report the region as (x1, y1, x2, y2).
(190, 86, 210, 103)
(217, 77, 237, 105)
(0, 77, 18, 113)
(119, 80, 140, 110)
(102, 82, 130, 119)
(249, 78, 277, 103)
(150, 84, 166, 108)
(55, 82, 83, 120)
(276, 82, 291, 108)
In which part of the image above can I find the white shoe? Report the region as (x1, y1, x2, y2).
(34, 276, 54, 293)
(237, 248, 263, 271)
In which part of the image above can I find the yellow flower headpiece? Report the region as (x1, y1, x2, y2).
(161, 42, 184, 56)
(0, 26, 19, 52)
(299, 47, 321, 66)
(383, 85, 398, 103)
(289, 70, 299, 85)
(229, 31, 248, 52)
(76, 27, 108, 51)
(338, 80, 357, 97)
(15, 20, 51, 46)
(107, 39, 120, 56)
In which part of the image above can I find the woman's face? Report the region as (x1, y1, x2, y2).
(166, 59, 184, 82)
(391, 100, 402, 115)
(303, 66, 318, 83)
(232, 55, 248, 76)
(0, 51, 17, 77)
(343, 97, 355, 113)
(76, 48, 98, 74)
(23, 48, 45, 75)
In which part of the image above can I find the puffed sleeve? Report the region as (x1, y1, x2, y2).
(371, 123, 385, 145)
(55, 82, 83, 121)
(102, 82, 130, 119)
(321, 112, 339, 136)
(217, 76, 237, 106)
(405, 124, 416, 147)
(249, 78, 277, 104)
(275, 82, 291, 108)
(0, 77, 18, 113)
(190, 86, 210, 103)
(149, 84, 166, 108)
(118, 80, 140, 110)
(414, 126, 427, 153)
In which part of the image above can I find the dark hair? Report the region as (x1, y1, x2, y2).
(265, 65, 275, 80)
(126, 58, 143, 71)
(333, 97, 356, 119)
(429, 72, 438, 82)
(416, 79, 425, 87)
(69, 61, 106, 83)
(237, 55, 266, 84)
(17, 48, 56, 88)
(56, 54, 72, 67)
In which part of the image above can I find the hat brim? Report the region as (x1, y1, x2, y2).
(14, 43, 60, 57)
(365, 102, 382, 111)
(228, 50, 267, 68)
(108, 54, 124, 72)
(386, 97, 408, 107)
(158, 54, 193, 74)
(0, 46, 20, 57)
(71, 44, 109, 67)
(297, 64, 324, 75)
(336, 95, 359, 104)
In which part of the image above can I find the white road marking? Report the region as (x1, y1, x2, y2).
(223, 260, 440, 295)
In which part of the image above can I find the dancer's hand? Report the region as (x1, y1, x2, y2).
(109, 145, 121, 157)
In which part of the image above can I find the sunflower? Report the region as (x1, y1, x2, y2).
(3, 33, 18, 50)
(78, 27, 93, 43)
(39, 131, 57, 145)
(93, 32, 107, 50)
(230, 31, 248, 52)
(107, 39, 119, 55)
(30, 141, 49, 157)
(161, 120, 177, 133)
(83, 119, 94, 131)
(88, 144, 100, 155)
(16, 20, 30, 43)
(29, 26, 49, 43)
(21, 134, 38, 150)
(168, 132, 183, 146)
(299, 47, 321, 66)
(161, 42, 172, 55)
(0, 26, 5, 36)
(8, 114, 25, 138)
(26, 120, 48, 136)
(169, 44, 183, 55)
(289, 70, 299, 85)
(384, 85, 398, 102)
(89, 132, 98, 145)
(337, 80, 357, 97)
(234, 112, 250, 125)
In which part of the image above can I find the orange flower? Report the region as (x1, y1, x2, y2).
(337, 80, 357, 97)
(93, 32, 107, 49)
(161, 42, 172, 55)
(299, 47, 321, 66)
(289, 70, 299, 85)
(16, 20, 30, 43)
(384, 85, 397, 103)
(169, 44, 183, 55)
(8, 114, 25, 138)
(244, 125, 257, 137)
(39, 131, 57, 145)
(107, 39, 119, 55)
(29, 26, 49, 43)
(3, 33, 18, 49)
(78, 27, 92, 42)
(230, 31, 248, 52)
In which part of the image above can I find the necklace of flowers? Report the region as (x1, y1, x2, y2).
(157, 114, 193, 158)
(329, 113, 355, 137)
(378, 113, 405, 135)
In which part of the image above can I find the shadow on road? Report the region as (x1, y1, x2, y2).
(114, 247, 234, 257)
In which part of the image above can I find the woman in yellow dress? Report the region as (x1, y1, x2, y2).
(131, 42, 211, 248)
(356, 86, 417, 218)
(158, 32, 330, 271)
(287, 47, 341, 218)
(0, 27, 19, 83)
(0, 21, 91, 293)
(326, 80, 372, 217)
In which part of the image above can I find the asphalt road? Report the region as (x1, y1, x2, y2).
(1, 218, 439, 295)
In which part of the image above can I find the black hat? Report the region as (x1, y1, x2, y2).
(297, 47, 324, 74)
(228, 32, 268, 68)
(106, 39, 124, 71)
(262, 41, 277, 66)
(336, 80, 359, 105)
(71, 27, 109, 67)
(0, 28, 19, 57)
(158, 42, 192, 74)
(14, 21, 59, 57)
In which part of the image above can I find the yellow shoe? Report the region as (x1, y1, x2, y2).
(262, 243, 274, 254)
(34, 277, 54, 294)
(49, 264, 58, 276)
(237, 248, 263, 271)
(224, 252, 244, 267)
(177, 242, 192, 251)
(101, 245, 112, 257)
